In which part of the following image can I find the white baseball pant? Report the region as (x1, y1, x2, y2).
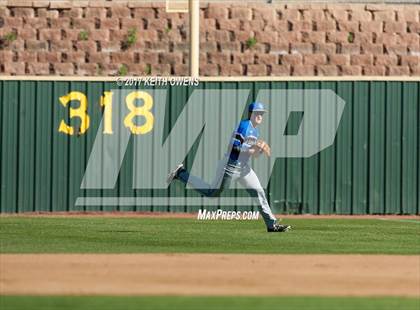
(177, 159, 278, 229)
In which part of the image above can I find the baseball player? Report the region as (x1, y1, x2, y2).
(167, 102, 291, 232)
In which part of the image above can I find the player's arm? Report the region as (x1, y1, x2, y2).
(230, 132, 257, 155)
(232, 129, 270, 157)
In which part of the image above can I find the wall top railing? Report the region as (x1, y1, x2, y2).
(0, 75, 419, 82)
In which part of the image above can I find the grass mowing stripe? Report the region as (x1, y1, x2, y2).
(0, 218, 419, 254)
(1, 296, 419, 310)
(378, 218, 420, 224)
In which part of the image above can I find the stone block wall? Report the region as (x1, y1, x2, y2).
(0, 1, 419, 76)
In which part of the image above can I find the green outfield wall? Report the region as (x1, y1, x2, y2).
(0, 78, 418, 214)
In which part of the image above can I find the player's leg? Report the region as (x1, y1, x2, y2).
(238, 167, 291, 232)
(177, 169, 231, 197)
(169, 161, 232, 197)
(238, 168, 276, 228)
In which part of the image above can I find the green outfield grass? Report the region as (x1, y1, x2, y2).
(0, 217, 419, 254)
(1, 296, 419, 310)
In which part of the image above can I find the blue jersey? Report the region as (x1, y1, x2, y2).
(228, 119, 259, 164)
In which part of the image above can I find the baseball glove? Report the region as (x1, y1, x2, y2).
(254, 139, 271, 157)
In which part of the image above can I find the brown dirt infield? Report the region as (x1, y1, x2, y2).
(1, 254, 419, 297)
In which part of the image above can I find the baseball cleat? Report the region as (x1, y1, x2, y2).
(166, 163, 184, 185)
(267, 223, 291, 232)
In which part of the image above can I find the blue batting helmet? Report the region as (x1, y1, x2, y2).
(248, 102, 267, 113)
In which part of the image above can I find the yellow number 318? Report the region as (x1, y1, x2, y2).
(58, 91, 154, 136)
